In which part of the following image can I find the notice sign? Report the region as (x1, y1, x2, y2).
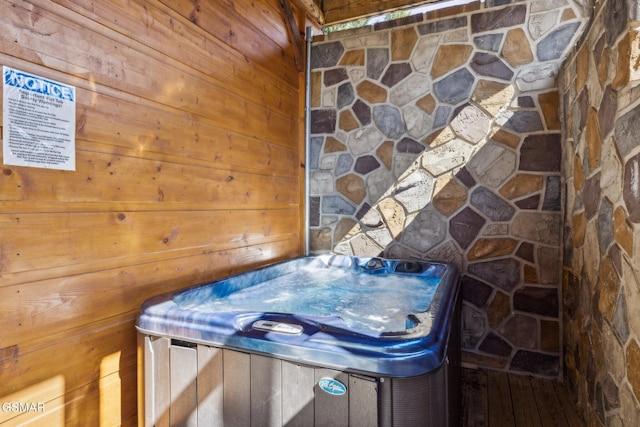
(3, 66, 76, 170)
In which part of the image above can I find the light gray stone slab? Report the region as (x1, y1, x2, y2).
(422, 139, 475, 176)
(347, 127, 384, 155)
(401, 206, 447, 252)
(467, 143, 517, 188)
(394, 169, 435, 213)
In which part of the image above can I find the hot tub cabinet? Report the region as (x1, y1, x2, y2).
(137, 255, 461, 426)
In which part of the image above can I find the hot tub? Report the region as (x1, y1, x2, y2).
(137, 255, 461, 426)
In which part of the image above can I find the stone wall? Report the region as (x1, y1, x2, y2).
(309, 0, 589, 378)
(560, 0, 640, 424)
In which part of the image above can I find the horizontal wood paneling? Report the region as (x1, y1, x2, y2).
(0, 0, 307, 423)
(2, 1, 297, 141)
(52, 0, 300, 115)
(1, 242, 300, 344)
(0, 210, 298, 282)
(0, 154, 299, 205)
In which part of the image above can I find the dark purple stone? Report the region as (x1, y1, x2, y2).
(397, 137, 425, 154)
(516, 242, 535, 263)
(514, 287, 558, 317)
(381, 63, 412, 87)
(468, 258, 521, 292)
(470, 52, 514, 80)
(510, 351, 559, 377)
(461, 275, 493, 308)
(324, 68, 348, 86)
(310, 109, 336, 134)
(471, 5, 526, 33)
(311, 42, 345, 69)
(516, 96, 535, 107)
(352, 99, 371, 126)
(582, 172, 602, 220)
(354, 155, 381, 174)
(456, 167, 477, 188)
(356, 203, 370, 219)
(470, 187, 515, 221)
(515, 194, 540, 210)
(450, 207, 486, 249)
(479, 333, 513, 357)
(519, 134, 561, 172)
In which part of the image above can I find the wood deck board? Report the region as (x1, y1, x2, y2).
(461, 369, 488, 426)
(553, 380, 585, 426)
(488, 370, 516, 427)
(462, 369, 585, 427)
(531, 376, 571, 427)
(508, 372, 541, 427)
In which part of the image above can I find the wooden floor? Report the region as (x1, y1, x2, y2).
(461, 368, 585, 427)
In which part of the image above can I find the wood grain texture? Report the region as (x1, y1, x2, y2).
(461, 369, 586, 427)
(0, 0, 307, 423)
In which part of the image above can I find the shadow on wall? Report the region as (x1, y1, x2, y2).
(308, 0, 590, 378)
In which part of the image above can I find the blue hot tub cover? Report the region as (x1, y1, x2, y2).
(136, 255, 460, 378)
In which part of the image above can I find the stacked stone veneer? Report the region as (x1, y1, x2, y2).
(560, 0, 640, 424)
(309, 0, 590, 378)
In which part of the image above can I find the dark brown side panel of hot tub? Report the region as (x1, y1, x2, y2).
(378, 297, 461, 427)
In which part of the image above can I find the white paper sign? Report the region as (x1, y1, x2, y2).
(3, 66, 76, 171)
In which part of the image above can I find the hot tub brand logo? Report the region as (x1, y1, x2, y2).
(318, 378, 347, 395)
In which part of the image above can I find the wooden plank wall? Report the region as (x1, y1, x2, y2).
(0, 0, 310, 424)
